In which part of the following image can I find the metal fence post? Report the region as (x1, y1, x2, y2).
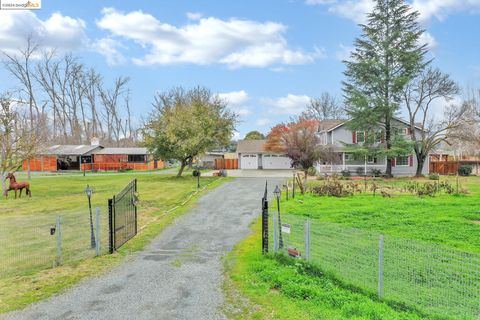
(262, 181, 269, 255)
(95, 207, 101, 256)
(304, 219, 311, 261)
(273, 215, 278, 252)
(56, 216, 62, 266)
(378, 234, 384, 299)
(108, 198, 114, 254)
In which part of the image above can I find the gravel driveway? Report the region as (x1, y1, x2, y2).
(2, 177, 283, 320)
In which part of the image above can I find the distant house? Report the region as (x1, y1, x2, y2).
(23, 143, 164, 172)
(236, 139, 292, 170)
(315, 117, 428, 176)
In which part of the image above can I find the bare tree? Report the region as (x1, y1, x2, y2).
(0, 94, 38, 195)
(403, 67, 465, 176)
(302, 92, 345, 121)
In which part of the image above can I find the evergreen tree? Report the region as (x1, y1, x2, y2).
(343, 0, 428, 177)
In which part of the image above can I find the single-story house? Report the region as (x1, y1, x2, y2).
(23, 143, 164, 172)
(236, 140, 292, 170)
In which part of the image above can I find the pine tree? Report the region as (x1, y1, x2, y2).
(343, 0, 428, 177)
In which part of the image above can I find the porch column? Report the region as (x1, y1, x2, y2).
(342, 153, 346, 170)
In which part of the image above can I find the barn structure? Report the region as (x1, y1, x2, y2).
(23, 144, 164, 172)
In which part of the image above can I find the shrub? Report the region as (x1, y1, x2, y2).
(428, 173, 440, 180)
(311, 180, 353, 197)
(340, 170, 351, 178)
(307, 167, 317, 176)
(370, 168, 382, 177)
(355, 167, 365, 176)
(417, 183, 437, 197)
(458, 165, 473, 176)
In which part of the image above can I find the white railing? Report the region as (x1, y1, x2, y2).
(316, 164, 386, 174)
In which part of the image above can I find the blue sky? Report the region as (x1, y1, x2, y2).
(0, 0, 479, 139)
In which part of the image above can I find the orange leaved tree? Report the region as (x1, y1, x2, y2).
(265, 118, 333, 192)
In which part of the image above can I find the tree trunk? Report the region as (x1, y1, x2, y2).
(303, 170, 308, 194)
(177, 160, 187, 177)
(27, 160, 31, 180)
(1, 173, 7, 196)
(415, 153, 426, 177)
(385, 118, 393, 178)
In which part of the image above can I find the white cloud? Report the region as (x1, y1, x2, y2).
(93, 38, 126, 65)
(419, 31, 438, 50)
(256, 118, 272, 126)
(218, 90, 251, 116)
(306, 0, 480, 24)
(186, 12, 203, 20)
(263, 94, 311, 115)
(96, 8, 322, 68)
(335, 43, 354, 61)
(0, 11, 87, 55)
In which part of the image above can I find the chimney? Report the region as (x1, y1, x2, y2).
(91, 137, 100, 146)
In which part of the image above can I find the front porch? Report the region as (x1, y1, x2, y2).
(316, 152, 387, 175)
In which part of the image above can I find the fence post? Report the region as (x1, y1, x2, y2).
(108, 198, 114, 254)
(262, 181, 269, 255)
(378, 234, 384, 299)
(273, 215, 278, 252)
(95, 207, 101, 256)
(292, 172, 296, 199)
(304, 219, 311, 261)
(56, 216, 62, 266)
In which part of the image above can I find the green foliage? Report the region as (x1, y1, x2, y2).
(341, 170, 351, 178)
(458, 165, 473, 176)
(343, 0, 428, 176)
(370, 168, 382, 177)
(307, 166, 317, 176)
(428, 173, 440, 180)
(244, 130, 265, 140)
(143, 86, 238, 176)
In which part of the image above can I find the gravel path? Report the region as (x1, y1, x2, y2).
(2, 177, 282, 320)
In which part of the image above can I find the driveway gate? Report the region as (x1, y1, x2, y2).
(108, 179, 138, 253)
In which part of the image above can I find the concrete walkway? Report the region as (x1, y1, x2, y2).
(2, 177, 283, 320)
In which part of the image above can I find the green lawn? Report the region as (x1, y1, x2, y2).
(226, 176, 480, 320)
(0, 172, 226, 313)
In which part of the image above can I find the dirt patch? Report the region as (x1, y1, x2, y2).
(472, 220, 480, 225)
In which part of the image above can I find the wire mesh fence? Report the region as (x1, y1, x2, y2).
(0, 207, 109, 280)
(269, 212, 480, 319)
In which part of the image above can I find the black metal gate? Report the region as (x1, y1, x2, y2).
(109, 179, 138, 253)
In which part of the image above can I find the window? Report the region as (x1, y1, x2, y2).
(375, 131, 384, 143)
(345, 153, 352, 162)
(367, 156, 377, 164)
(128, 154, 146, 163)
(356, 131, 365, 143)
(396, 156, 409, 166)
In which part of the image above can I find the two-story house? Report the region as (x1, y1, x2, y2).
(315, 118, 429, 176)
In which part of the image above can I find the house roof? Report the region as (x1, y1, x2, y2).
(321, 117, 424, 133)
(43, 145, 103, 156)
(318, 120, 345, 132)
(236, 140, 267, 154)
(94, 147, 148, 155)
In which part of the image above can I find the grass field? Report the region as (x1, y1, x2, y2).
(226, 176, 480, 320)
(0, 172, 226, 313)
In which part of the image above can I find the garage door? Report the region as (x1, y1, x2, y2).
(241, 154, 258, 169)
(262, 154, 292, 169)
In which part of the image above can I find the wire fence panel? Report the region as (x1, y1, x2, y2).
(270, 213, 480, 319)
(0, 208, 109, 281)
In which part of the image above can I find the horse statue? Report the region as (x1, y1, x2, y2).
(4, 173, 31, 199)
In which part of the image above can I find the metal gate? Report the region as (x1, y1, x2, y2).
(108, 179, 138, 253)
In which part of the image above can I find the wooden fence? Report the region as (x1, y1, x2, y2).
(214, 158, 238, 170)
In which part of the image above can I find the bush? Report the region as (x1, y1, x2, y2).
(417, 183, 437, 197)
(307, 167, 317, 176)
(355, 167, 365, 176)
(458, 165, 473, 176)
(340, 170, 351, 178)
(311, 180, 353, 197)
(370, 168, 382, 177)
(428, 173, 440, 180)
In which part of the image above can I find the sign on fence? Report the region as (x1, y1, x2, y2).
(281, 223, 291, 234)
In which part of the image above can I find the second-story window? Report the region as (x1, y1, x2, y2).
(356, 131, 365, 143)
